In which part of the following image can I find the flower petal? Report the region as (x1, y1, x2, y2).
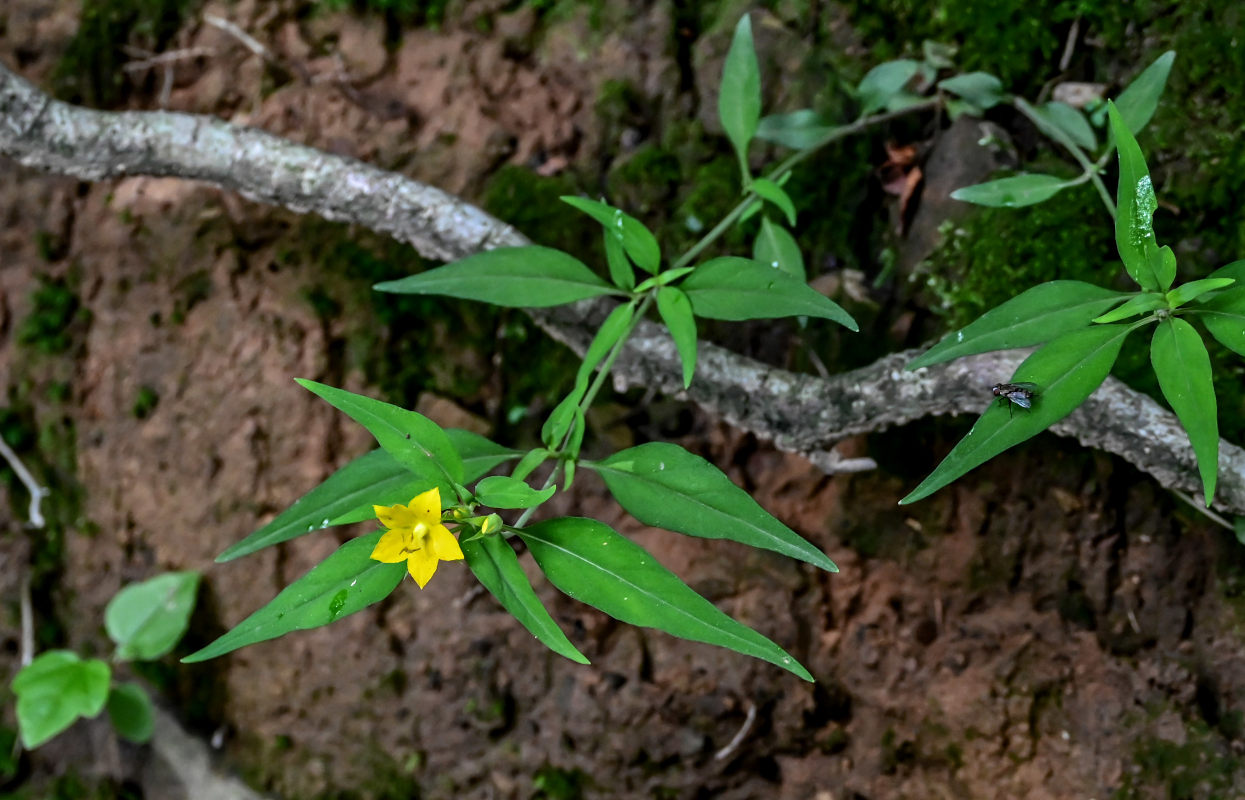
(371, 529, 413, 563)
(375, 503, 417, 531)
(429, 524, 464, 562)
(408, 487, 443, 526)
(407, 549, 439, 588)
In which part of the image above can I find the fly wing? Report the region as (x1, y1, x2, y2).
(1010, 382, 1041, 392)
(1009, 393, 1032, 409)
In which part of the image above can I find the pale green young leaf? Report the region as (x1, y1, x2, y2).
(1115, 51, 1176, 135)
(560, 197, 661, 274)
(520, 517, 812, 681)
(755, 110, 836, 149)
(1167, 278, 1236, 308)
(105, 571, 200, 660)
(951, 174, 1078, 208)
(510, 448, 551, 482)
(1036, 101, 1096, 150)
(13, 651, 111, 749)
(1151, 318, 1218, 504)
(603, 230, 634, 290)
(751, 178, 797, 226)
(719, 14, 762, 173)
(475, 476, 556, 509)
(937, 72, 1004, 109)
(1109, 103, 1172, 291)
(590, 442, 836, 572)
(681, 257, 857, 329)
(907, 281, 1128, 370)
(1092, 292, 1165, 323)
(753, 217, 805, 280)
(107, 683, 154, 744)
(541, 394, 578, 450)
(858, 60, 920, 116)
(461, 534, 589, 664)
(183, 532, 406, 663)
(656, 286, 697, 388)
(374, 246, 622, 306)
(296, 379, 464, 491)
(216, 450, 424, 561)
(901, 324, 1134, 504)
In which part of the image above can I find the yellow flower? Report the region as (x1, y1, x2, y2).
(370, 487, 464, 588)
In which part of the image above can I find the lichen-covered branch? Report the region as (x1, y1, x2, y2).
(2, 61, 1241, 515)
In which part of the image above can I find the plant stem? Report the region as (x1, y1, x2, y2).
(1012, 97, 1116, 218)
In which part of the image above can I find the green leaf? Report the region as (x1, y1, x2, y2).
(1205, 259, 1245, 287)
(461, 534, 589, 664)
(1092, 292, 1165, 323)
(374, 246, 622, 306)
(520, 517, 812, 681)
(105, 571, 200, 660)
(216, 450, 425, 562)
(182, 532, 406, 662)
(107, 683, 154, 743)
(751, 178, 797, 226)
(656, 286, 697, 388)
(1109, 102, 1172, 291)
(951, 174, 1078, 208)
(572, 302, 634, 399)
(937, 72, 1004, 109)
(511, 448, 551, 482)
(755, 110, 836, 149)
(681, 257, 858, 329)
(560, 197, 661, 274)
(541, 394, 579, 450)
(1152, 318, 1218, 504)
(858, 59, 920, 116)
(296, 380, 463, 493)
(1235, 515, 1245, 545)
(1036, 101, 1096, 150)
(590, 442, 837, 572)
(475, 475, 556, 509)
(1167, 278, 1236, 308)
(907, 281, 1128, 370)
(719, 14, 762, 174)
(901, 323, 1133, 504)
(1200, 287, 1245, 356)
(603, 229, 634, 290)
(753, 217, 805, 280)
(446, 429, 523, 482)
(12, 651, 111, 749)
(1115, 51, 1176, 135)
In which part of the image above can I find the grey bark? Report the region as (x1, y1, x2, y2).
(2, 61, 1242, 516)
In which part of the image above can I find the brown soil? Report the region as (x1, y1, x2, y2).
(3, 2, 1244, 799)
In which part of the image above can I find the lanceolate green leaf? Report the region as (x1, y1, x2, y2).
(1115, 51, 1176, 135)
(950, 174, 1078, 208)
(901, 323, 1134, 504)
(937, 72, 1004, 110)
(374, 246, 622, 306)
(754, 217, 805, 279)
(1152, 318, 1218, 504)
(755, 110, 836, 149)
(560, 197, 661, 274)
(751, 178, 797, 226)
(296, 380, 463, 492)
(603, 229, 634, 290)
(104, 572, 200, 660)
(183, 532, 406, 662)
(1200, 287, 1245, 356)
(216, 450, 425, 562)
(907, 281, 1128, 370)
(1037, 101, 1096, 150)
(1092, 292, 1164, 323)
(681, 257, 858, 329)
(1109, 103, 1172, 291)
(657, 286, 698, 388)
(719, 14, 762, 174)
(474, 475, 555, 509)
(461, 534, 589, 664)
(573, 302, 635, 398)
(858, 59, 919, 116)
(590, 442, 836, 572)
(13, 651, 111, 749)
(446, 428, 524, 482)
(1167, 278, 1236, 308)
(520, 517, 812, 681)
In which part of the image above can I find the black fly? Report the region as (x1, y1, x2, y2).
(991, 382, 1039, 417)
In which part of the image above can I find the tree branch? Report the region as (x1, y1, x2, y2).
(2, 61, 1241, 515)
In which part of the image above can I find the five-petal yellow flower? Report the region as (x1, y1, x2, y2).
(371, 487, 464, 588)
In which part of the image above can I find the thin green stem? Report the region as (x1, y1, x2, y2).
(1012, 97, 1116, 218)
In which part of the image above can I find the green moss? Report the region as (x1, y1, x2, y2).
(54, 0, 199, 107)
(480, 164, 596, 261)
(606, 145, 682, 218)
(17, 277, 90, 355)
(131, 386, 159, 420)
(532, 764, 589, 800)
(1115, 719, 1242, 800)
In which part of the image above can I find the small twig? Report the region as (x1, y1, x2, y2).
(454, 584, 486, 609)
(1173, 488, 1233, 531)
(122, 47, 215, 73)
(204, 14, 275, 64)
(806, 447, 877, 475)
(20, 575, 33, 667)
(715, 701, 757, 761)
(0, 434, 47, 528)
(1059, 17, 1081, 72)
